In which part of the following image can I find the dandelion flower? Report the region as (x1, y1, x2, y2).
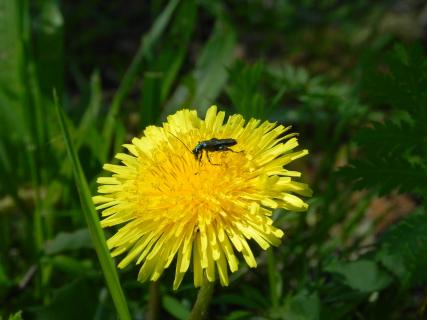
(93, 106, 312, 290)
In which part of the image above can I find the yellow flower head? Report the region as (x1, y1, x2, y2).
(93, 106, 312, 290)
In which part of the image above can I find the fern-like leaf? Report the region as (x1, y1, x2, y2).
(376, 208, 427, 286)
(339, 44, 427, 198)
(364, 44, 427, 120)
(338, 156, 427, 196)
(354, 121, 426, 157)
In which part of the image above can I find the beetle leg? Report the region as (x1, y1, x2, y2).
(222, 147, 244, 154)
(206, 151, 220, 166)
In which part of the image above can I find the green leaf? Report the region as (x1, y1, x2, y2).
(160, 0, 196, 101)
(354, 121, 426, 157)
(192, 20, 236, 110)
(0, 0, 28, 140)
(0, 139, 28, 213)
(75, 71, 105, 164)
(140, 71, 162, 128)
(214, 294, 257, 309)
(364, 44, 427, 119)
(227, 61, 267, 118)
(325, 259, 392, 293)
(376, 208, 427, 286)
(77, 71, 102, 147)
(339, 46, 427, 201)
(162, 19, 236, 116)
(0, 261, 10, 286)
(33, 0, 64, 98)
(162, 295, 190, 320)
(7, 311, 23, 320)
(278, 290, 320, 320)
(44, 229, 92, 255)
(54, 95, 131, 320)
(35, 279, 97, 320)
(338, 156, 427, 196)
(215, 288, 268, 310)
(140, 0, 197, 129)
(223, 311, 254, 320)
(47, 255, 94, 276)
(102, 0, 182, 161)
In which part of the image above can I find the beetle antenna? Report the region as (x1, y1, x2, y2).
(168, 131, 192, 153)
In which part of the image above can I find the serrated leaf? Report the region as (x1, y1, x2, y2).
(340, 45, 427, 202)
(364, 44, 427, 120)
(376, 208, 427, 286)
(354, 121, 426, 157)
(338, 156, 427, 196)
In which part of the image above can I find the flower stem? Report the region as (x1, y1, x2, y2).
(189, 279, 214, 320)
(146, 282, 160, 320)
(267, 248, 279, 308)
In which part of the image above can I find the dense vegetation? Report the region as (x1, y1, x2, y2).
(1, 1, 427, 319)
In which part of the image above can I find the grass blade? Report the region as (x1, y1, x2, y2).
(139, 0, 197, 129)
(0, 0, 29, 140)
(102, 0, 181, 161)
(162, 19, 236, 116)
(54, 94, 131, 320)
(76, 71, 103, 158)
(140, 70, 162, 128)
(192, 21, 236, 109)
(33, 0, 64, 97)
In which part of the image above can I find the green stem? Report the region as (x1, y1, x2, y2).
(146, 282, 160, 320)
(189, 278, 214, 320)
(267, 248, 279, 308)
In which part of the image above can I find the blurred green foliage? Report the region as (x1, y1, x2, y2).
(1, 0, 427, 319)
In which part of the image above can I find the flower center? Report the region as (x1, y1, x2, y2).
(135, 141, 250, 216)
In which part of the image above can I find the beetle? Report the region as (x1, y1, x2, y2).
(192, 138, 240, 165)
(169, 132, 241, 165)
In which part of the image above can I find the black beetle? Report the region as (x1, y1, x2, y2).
(192, 138, 239, 164)
(169, 133, 241, 165)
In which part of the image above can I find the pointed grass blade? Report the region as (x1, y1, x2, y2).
(102, 0, 181, 161)
(139, 0, 197, 129)
(33, 0, 64, 97)
(162, 19, 236, 117)
(0, 0, 29, 140)
(54, 94, 131, 320)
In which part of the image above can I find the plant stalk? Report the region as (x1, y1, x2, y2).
(189, 278, 214, 320)
(146, 282, 160, 320)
